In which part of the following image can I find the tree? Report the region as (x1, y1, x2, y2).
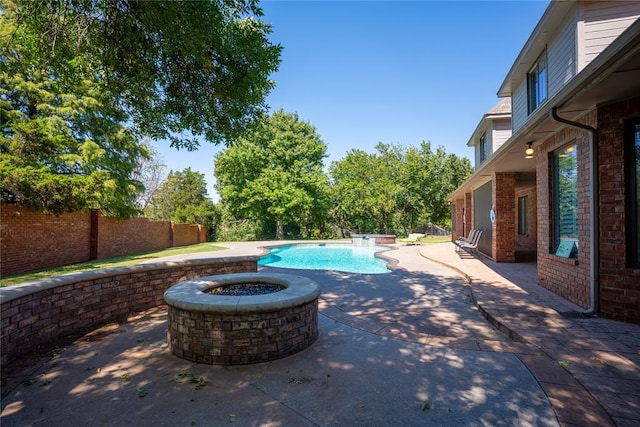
(145, 168, 219, 237)
(0, 0, 281, 217)
(0, 5, 148, 216)
(329, 142, 472, 234)
(400, 142, 472, 228)
(132, 142, 167, 211)
(214, 110, 330, 239)
(4, 0, 282, 149)
(329, 145, 403, 234)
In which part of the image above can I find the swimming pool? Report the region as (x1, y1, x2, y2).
(258, 244, 391, 274)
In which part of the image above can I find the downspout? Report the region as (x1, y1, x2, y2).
(550, 107, 599, 316)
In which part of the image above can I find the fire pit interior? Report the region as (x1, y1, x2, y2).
(205, 282, 285, 296)
(164, 272, 321, 365)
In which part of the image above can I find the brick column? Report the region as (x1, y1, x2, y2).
(453, 198, 464, 240)
(464, 192, 473, 236)
(89, 209, 99, 260)
(492, 173, 516, 262)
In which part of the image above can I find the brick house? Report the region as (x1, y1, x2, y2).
(449, 1, 640, 323)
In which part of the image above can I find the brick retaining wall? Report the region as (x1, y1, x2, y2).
(0, 257, 258, 367)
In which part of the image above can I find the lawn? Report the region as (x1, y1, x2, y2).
(418, 235, 451, 244)
(0, 243, 226, 287)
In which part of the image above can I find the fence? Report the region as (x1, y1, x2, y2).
(0, 204, 207, 276)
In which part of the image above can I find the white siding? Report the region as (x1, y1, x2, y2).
(547, 7, 577, 97)
(485, 131, 493, 159)
(512, 81, 527, 133)
(581, 1, 640, 66)
(491, 119, 512, 152)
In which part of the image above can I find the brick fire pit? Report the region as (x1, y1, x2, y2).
(164, 272, 321, 365)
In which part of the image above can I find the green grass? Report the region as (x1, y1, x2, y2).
(0, 243, 226, 287)
(418, 236, 451, 244)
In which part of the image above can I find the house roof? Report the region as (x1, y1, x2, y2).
(486, 98, 512, 116)
(466, 98, 512, 147)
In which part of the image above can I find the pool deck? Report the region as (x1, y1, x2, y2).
(1, 240, 639, 426)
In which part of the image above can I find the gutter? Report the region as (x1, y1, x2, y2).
(550, 107, 599, 317)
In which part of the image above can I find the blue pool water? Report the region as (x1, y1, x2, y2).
(258, 244, 391, 274)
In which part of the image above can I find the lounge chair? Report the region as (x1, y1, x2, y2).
(456, 230, 482, 254)
(398, 233, 425, 245)
(455, 229, 478, 246)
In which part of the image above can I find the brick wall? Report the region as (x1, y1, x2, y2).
(0, 257, 258, 367)
(597, 98, 640, 323)
(172, 222, 200, 248)
(168, 299, 318, 365)
(536, 110, 595, 308)
(1, 204, 208, 276)
(1, 205, 92, 275)
(96, 215, 171, 259)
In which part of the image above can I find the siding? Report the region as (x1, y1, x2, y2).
(512, 5, 577, 133)
(582, 1, 640, 66)
(547, 6, 577, 97)
(492, 119, 512, 152)
(512, 80, 527, 133)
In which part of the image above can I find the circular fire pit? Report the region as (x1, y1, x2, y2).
(164, 272, 321, 365)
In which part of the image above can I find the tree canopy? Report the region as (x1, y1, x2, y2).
(145, 168, 219, 237)
(0, 0, 281, 216)
(329, 142, 472, 234)
(214, 110, 330, 239)
(329, 145, 403, 234)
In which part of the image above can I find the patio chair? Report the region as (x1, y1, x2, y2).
(398, 233, 425, 245)
(455, 229, 477, 246)
(456, 230, 482, 254)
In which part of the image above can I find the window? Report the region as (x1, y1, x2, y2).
(553, 143, 578, 255)
(518, 196, 528, 235)
(626, 118, 640, 267)
(479, 133, 487, 163)
(527, 51, 547, 114)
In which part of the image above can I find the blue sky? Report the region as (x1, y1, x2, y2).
(152, 0, 550, 199)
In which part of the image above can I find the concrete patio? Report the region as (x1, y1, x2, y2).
(1, 241, 638, 426)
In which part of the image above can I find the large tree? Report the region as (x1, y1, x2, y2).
(145, 168, 219, 237)
(0, 5, 148, 216)
(0, 0, 281, 216)
(399, 142, 473, 228)
(329, 142, 472, 234)
(3, 0, 282, 149)
(329, 145, 403, 234)
(132, 142, 166, 211)
(214, 110, 330, 239)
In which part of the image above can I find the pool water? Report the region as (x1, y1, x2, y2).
(258, 244, 391, 274)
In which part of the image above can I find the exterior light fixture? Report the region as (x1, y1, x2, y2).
(525, 142, 534, 159)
